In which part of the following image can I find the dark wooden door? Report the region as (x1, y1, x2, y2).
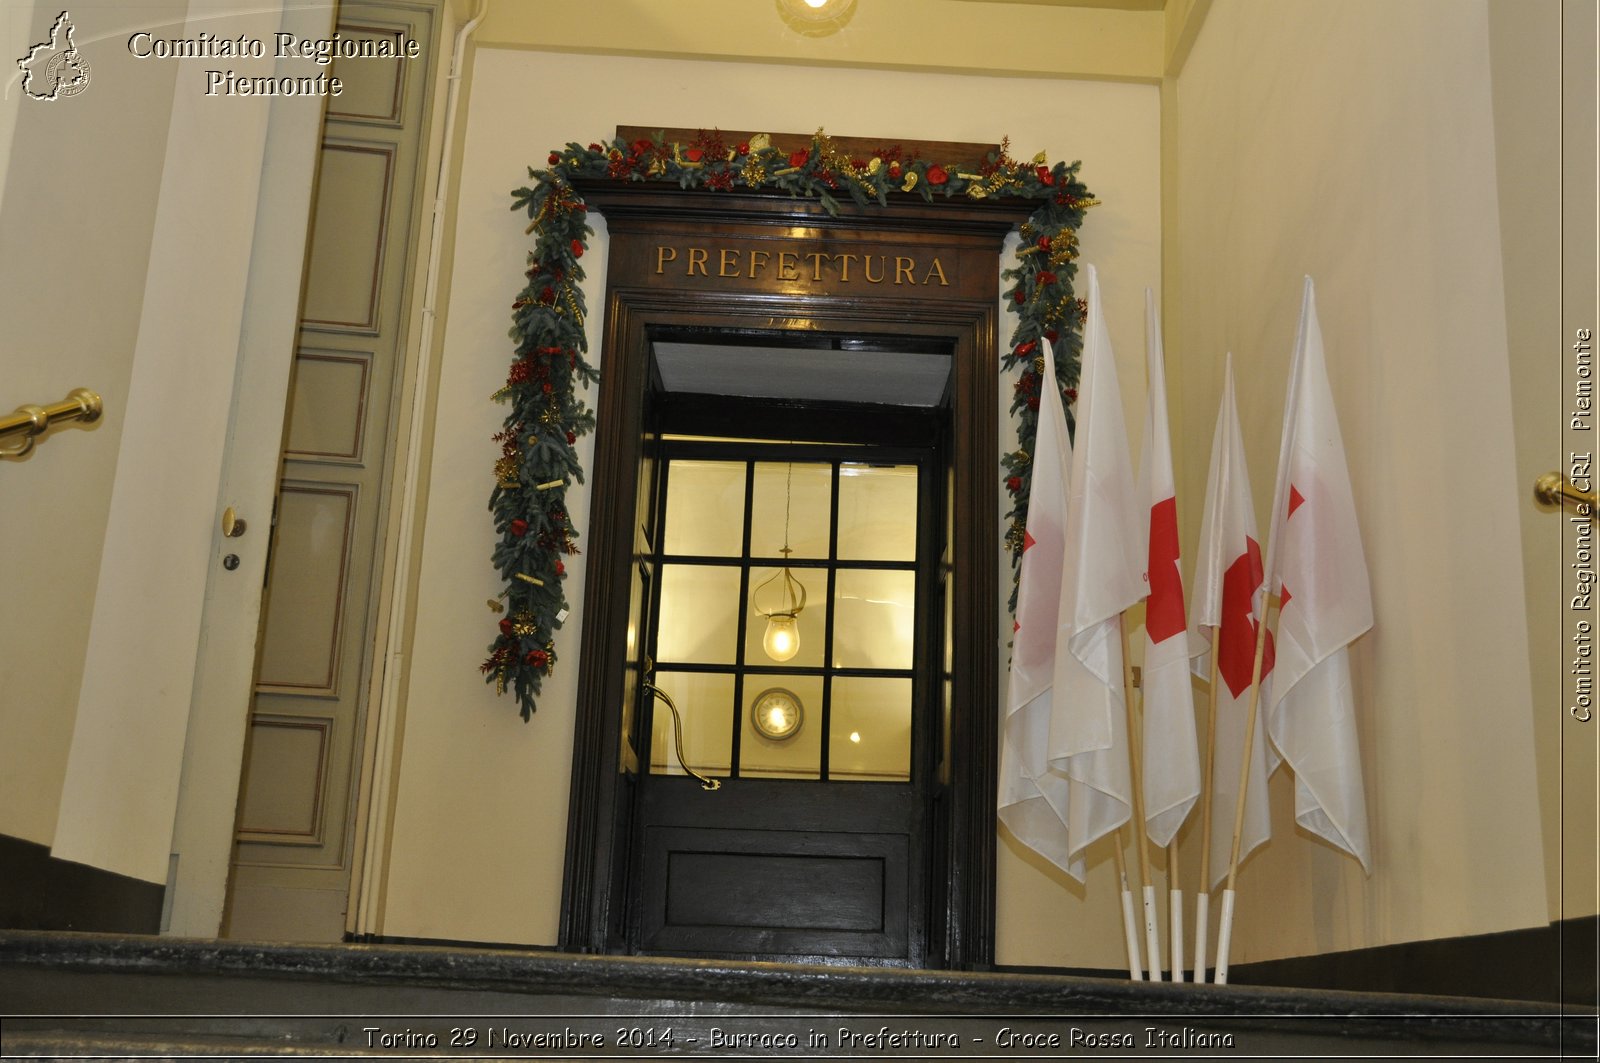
(560, 182, 1024, 969)
(626, 433, 941, 964)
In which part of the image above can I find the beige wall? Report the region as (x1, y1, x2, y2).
(382, 45, 1161, 968)
(0, 0, 185, 848)
(1166, 0, 1553, 961)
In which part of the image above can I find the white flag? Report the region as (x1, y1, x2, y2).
(998, 325, 1076, 872)
(1048, 265, 1141, 880)
(1137, 290, 1201, 848)
(1191, 355, 1273, 887)
(1263, 278, 1373, 871)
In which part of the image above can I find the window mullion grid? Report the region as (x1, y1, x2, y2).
(729, 459, 757, 780)
(819, 460, 842, 781)
(643, 460, 670, 777)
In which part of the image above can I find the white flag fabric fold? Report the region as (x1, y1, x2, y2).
(998, 317, 1077, 873)
(1049, 264, 1141, 880)
(1263, 278, 1374, 871)
(1137, 289, 1201, 848)
(1191, 354, 1273, 887)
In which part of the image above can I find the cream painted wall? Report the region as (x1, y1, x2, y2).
(0, 0, 186, 847)
(474, 0, 1163, 82)
(383, 46, 1160, 969)
(1167, 0, 1551, 962)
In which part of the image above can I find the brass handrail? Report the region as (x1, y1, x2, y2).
(1535, 472, 1596, 518)
(0, 388, 102, 458)
(641, 681, 722, 791)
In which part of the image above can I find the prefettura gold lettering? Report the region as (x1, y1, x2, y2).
(654, 245, 949, 287)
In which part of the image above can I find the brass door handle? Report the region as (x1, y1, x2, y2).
(1535, 472, 1595, 517)
(221, 506, 248, 538)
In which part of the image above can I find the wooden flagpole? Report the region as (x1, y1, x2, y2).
(1194, 637, 1221, 982)
(1215, 598, 1275, 983)
(1113, 838, 1143, 980)
(1119, 612, 1162, 980)
(1168, 841, 1184, 981)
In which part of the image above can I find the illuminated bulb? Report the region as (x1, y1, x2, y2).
(776, 0, 857, 32)
(849, 731, 861, 743)
(762, 614, 800, 662)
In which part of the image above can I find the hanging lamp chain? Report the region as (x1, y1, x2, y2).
(754, 461, 808, 618)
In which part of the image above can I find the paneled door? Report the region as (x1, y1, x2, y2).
(627, 428, 943, 964)
(222, 0, 437, 942)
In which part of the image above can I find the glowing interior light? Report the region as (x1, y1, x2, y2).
(762, 613, 800, 662)
(849, 731, 861, 743)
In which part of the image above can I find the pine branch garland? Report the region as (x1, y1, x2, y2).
(489, 130, 1097, 716)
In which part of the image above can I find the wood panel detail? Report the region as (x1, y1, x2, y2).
(665, 852, 885, 932)
(284, 351, 373, 463)
(255, 483, 358, 695)
(236, 715, 332, 844)
(300, 143, 395, 334)
(640, 824, 907, 958)
(327, 22, 407, 124)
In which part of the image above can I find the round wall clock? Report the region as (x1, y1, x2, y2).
(751, 687, 804, 741)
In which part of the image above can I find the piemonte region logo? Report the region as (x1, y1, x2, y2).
(17, 11, 91, 101)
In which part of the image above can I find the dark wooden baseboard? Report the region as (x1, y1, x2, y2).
(1226, 915, 1598, 1006)
(0, 833, 163, 935)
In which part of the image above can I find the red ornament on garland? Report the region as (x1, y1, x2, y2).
(926, 164, 949, 185)
(509, 518, 529, 537)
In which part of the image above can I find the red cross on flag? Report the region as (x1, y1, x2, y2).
(1262, 277, 1374, 871)
(1137, 290, 1201, 850)
(1191, 354, 1274, 887)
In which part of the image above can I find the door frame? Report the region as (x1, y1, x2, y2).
(559, 184, 1030, 968)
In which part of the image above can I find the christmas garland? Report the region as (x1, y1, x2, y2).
(487, 129, 1096, 718)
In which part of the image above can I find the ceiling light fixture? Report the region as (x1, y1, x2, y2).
(775, 0, 857, 37)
